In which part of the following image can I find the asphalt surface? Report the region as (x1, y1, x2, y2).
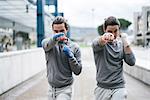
(0, 47, 150, 100)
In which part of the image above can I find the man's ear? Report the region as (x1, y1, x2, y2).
(119, 32, 121, 37)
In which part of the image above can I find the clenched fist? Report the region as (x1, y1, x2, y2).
(120, 33, 130, 47)
(100, 32, 115, 45)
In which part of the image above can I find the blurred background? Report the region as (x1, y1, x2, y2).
(0, 0, 150, 100)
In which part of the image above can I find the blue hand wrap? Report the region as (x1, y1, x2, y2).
(53, 33, 64, 41)
(63, 45, 74, 58)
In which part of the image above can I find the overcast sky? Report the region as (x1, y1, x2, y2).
(56, 0, 150, 28)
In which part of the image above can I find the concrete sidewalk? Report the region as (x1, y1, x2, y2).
(0, 47, 150, 100)
(1, 68, 150, 100)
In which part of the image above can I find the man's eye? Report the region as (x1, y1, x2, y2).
(108, 31, 112, 33)
(54, 30, 58, 33)
(114, 30, 118, 33)
(60, 30, 65, 32)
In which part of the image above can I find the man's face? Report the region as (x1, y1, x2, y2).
(105, 25, 120, 39)
(52, 23, 67, 35)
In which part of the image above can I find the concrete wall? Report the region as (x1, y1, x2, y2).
(0, 48, 46, 95)
(124, 61, 150, 85)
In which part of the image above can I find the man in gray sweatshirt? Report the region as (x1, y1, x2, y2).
(92, 16, 136, 100)
(42, 16, 82, 100)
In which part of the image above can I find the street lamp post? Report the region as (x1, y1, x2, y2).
(37, 0, 45, 47)
(91, 8, 95, 28)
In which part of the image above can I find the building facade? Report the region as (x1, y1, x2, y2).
(134, 6, 150, 46)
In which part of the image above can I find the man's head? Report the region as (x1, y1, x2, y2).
(103, 16, 120, 39)
(52, 16, 69, 36)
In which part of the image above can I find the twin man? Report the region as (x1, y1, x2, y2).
(42, 16, 136, 100)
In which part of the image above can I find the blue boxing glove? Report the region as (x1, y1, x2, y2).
(53, 33, 64, 41)
(63, 45, 74, 58)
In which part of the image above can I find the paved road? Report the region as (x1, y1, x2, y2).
(0, 47, 150, 100)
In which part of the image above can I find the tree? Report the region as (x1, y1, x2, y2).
(97, 18, 132, 35)
(118, 18, 132, 30)
(97, 24, 104, 36)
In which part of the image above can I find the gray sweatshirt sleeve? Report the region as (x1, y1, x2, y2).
(92, 37, 104, 52)
(41, 38, 56, 52)
(68, 46, 82, 75)
(124, 52, 136, 66)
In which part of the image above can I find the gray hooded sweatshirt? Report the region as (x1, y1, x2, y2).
(92, 37, 136, 89)
(42, 38, 82, 88)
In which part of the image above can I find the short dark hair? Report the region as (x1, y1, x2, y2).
(52, 16, 69, 30)
(103, 16, 120, 30)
